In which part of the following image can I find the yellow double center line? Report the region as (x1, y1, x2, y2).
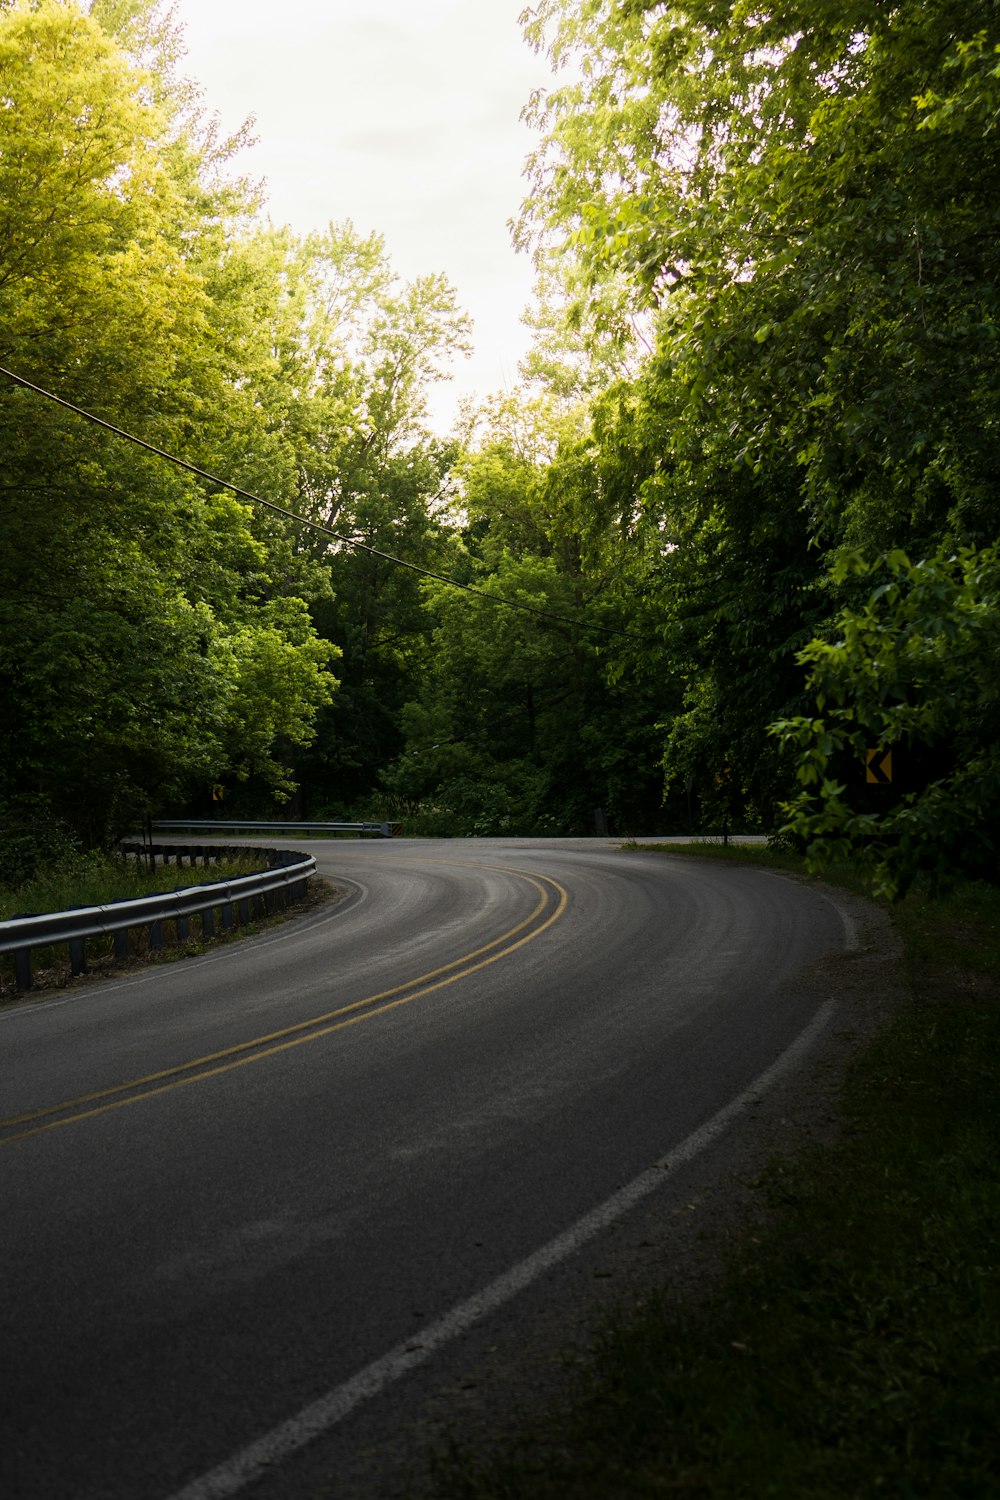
(1, 866, 568, 1148)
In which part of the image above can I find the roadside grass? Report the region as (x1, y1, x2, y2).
(622, 837, 870, 891)
(422, 847, 1000, 1499)
(0, 849, 265, 922)
(0, 848, 319, 997)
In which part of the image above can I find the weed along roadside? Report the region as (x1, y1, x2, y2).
(0, 846, 334, 1000)
(408, 845, 1000, 1500)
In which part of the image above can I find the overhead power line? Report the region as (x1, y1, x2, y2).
(0, 363, 636, 642)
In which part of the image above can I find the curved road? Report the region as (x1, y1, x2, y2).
(0, 837, 849, 1500)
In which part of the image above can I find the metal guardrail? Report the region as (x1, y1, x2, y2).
(0, 844, 316, 992)
(152, 819, 400, 838)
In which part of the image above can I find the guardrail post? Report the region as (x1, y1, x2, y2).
(69, 937, 87, 976)
(14, 948, 31, 991)
(202, 907, 215, 939)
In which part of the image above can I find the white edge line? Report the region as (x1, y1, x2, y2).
(834, 900, 860, 952)
(812, 888, 859, 952)
(165, 998, 837, 1500)
(750, 869, 860, 954)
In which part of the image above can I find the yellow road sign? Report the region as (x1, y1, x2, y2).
(865, 749, 892, 785)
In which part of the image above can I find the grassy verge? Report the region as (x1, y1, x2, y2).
(424, 846, 1000, 1498)
(0, 849, 265, 922)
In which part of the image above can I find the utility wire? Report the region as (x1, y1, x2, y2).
(0, 363, 637, 642)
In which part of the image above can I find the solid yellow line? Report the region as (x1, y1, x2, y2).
(1, 872, 569, 1147)
(2, 871, 551, 1129)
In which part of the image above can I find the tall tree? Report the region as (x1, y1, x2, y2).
(250, 222, 472, 812)
(516, 0, 1000, 839)
(0, 0, 335, 853)
(381, 392, 673, 835)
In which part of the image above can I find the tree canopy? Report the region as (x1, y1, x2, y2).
(502, 0, 1000, 884)
(0, 0, 468, 862)
(3, 0, 998, 889)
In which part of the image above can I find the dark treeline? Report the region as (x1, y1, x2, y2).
(3, 0, 999, 897)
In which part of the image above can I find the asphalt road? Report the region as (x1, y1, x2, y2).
(0, 837, 850, 1500)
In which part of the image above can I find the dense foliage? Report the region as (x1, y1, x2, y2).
(378, 393, 674, 835)
(0, 0, 469, 868)
(512, 0, 1000, 889)
(3, 0, 998, 890)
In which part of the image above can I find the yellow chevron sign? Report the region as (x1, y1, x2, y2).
(865, 749, 892, 785)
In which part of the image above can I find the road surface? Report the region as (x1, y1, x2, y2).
(0, 837, 851, 1499)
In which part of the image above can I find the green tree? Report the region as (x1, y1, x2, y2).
(516, 0, 1000, 834)
(382, 552, 626, 835)
(0, 0, 336, 853)
(241, 221, 473, 812)
(380, 390, 673, 835)
(773, 547, 1000, 896)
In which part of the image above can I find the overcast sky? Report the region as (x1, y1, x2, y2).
(170, 0, 554, 430)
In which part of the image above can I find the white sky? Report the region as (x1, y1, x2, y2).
(170, 0, 553, 433)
